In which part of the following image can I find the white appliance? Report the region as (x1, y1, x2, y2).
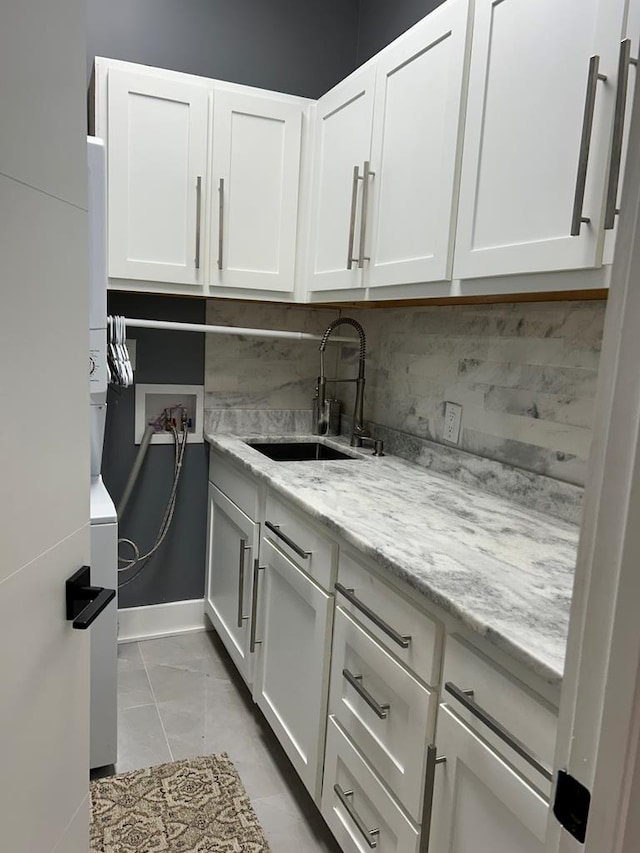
(88, 137, 118, 769)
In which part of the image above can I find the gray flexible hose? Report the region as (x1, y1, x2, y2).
(118, 424, 154, 518)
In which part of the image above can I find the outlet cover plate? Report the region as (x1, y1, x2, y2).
(443, 401, 463, 444)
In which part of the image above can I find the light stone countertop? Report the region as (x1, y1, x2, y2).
(205, 433, 579, 686)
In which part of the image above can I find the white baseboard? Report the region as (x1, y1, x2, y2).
(117, 599, 208, 643)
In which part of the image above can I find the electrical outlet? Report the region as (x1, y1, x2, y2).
(443, 401, 463, 444)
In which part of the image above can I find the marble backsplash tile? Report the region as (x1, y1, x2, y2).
(204, 406, 313, 436)
(204, 300, 339, 410)
(336, 300, 606, 486)
(204, 298, 607, 488)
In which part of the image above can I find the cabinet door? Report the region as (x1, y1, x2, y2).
(253, 539, 333, 801)
(429, 705, 549, 853)
(366, 0, 470, 289)
(307, 66, 376, 293)
(453, 0, 626, 279)
(107, 68, 209, 284)
(205, 483, 258, 686)
(211, 91, 303, 293)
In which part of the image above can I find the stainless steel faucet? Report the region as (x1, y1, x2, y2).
(314, 317, 368, 446)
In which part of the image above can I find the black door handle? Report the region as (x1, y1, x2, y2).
(66, 566, 116, 630)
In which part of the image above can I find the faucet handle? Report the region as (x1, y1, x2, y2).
(352, 435, 384, 456)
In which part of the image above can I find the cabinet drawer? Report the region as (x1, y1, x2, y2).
(337, 550, 443, 686)
(330, 607, 436, 822)
(264, 491, 337, 590)
(209, 450, 261, 521)
(442, 635, 557, 792)
(322, 717, 421, 853)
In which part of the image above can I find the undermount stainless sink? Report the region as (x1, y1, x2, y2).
(246, 441, 359, 462)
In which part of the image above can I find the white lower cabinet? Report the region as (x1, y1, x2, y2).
(329, 607, 436, 822)
(429, 705, 549, 853)
(252, 538, 333, 801)
(204, 483, 258, 686)
(205, 457, 558, 853)
(322, 717, 421, 853)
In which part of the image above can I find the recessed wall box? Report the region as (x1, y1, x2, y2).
(134, 383, 204, 444)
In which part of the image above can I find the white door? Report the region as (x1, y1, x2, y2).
(211, 90, 303, 293)
(205, 484, 258, 686)
(453, 0, 626, 279)
(366, 0, 470, 289)
(107, 68, 209, 285)
(307, 66, 376, 293)
(431, 705, 549, 853)
(0, 4, 90, 847)
(253, 539, 333, 801)
(545, 48, 640, 853)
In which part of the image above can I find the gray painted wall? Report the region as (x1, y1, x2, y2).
(103, 294, 207, 608)
(87, 0, 360, 99)
(356, 0, 446, 66)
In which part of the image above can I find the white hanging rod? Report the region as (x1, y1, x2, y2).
(119, 317, 358, 344)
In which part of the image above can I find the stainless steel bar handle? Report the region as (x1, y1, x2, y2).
(249, 559, 264, 653)
(217, 177, 225, 270)
(420, 745, 447, 853)
(195, 176, 202, 269)
(347, 165, 361, 269)
(333, 785, 379, 849)
(335, 582, 411, 649)
(264, 520, 311, 560)
(605, 39, 638, 229)
(342, 668, 390, 719)
(236, 539, 251, 628)
(444, 682, 553, 781)
(358, 161, 375, 268)
(571, 56, 607, 236)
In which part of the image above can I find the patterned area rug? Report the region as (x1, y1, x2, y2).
(90, 753, 270, 852)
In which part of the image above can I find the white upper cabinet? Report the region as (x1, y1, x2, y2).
(307, 66, 377, 292)
(107, 68, 210, 285)
(307, 0, 471, 297)
(453, 0, 627, 280)
(367, 0, 470, 289)
(210, 91, 303, 293)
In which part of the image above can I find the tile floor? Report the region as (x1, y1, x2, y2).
(94, 629, 341, 852)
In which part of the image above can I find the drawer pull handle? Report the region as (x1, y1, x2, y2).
(347, 164, 360, 269)
(334, 784, 379, 848)
(249, 560, 265, 653)
(571, 55, 607, 236)
(444, 682, 553, 782)
(605, 39, 639, 229)
(343, 668, 390, 719)
(217, 177, 224, 269)
(358, 160, 375, 267)
(421, 745, 447, 852)
(237, 539, 252, 628)
(195, 176, 202, 269)
(335, 582, 411, 649)
(265, 520, 311, 560)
